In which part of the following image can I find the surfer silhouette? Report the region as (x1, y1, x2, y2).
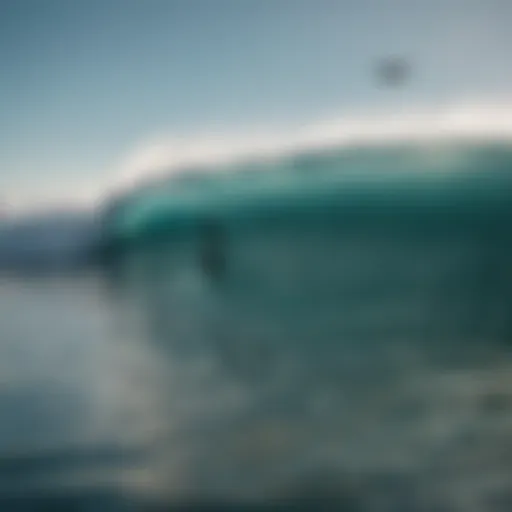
(198, 218, 227, 283)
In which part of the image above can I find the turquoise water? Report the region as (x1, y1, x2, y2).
(106, 141, 512, 245)
(107, 141, 512, 361)
(3, 141, 512, 509)
(97, 141, 512, 507)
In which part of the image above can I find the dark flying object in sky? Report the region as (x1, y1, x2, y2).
(375, 57, 411, 87)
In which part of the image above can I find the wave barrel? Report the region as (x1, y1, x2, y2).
(100, 141, 512, 506)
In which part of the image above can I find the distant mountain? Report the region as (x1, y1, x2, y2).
(0, 210, 102, 274)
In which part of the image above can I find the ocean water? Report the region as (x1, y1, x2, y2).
(2, 257, 512, 511)
(3, 142, 512, 510)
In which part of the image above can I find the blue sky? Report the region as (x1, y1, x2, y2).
(1, 0, 511, 211)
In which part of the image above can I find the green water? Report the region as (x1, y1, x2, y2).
(103, 141, 512, 388)
(106, 141, 512, 246)
(14, 140, 508, 509)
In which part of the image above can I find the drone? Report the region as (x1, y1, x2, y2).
(375, 57, 411, 87)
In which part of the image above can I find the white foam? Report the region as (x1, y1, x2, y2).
(111, 100, 512, 197)
(7, 100, 512, 217)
